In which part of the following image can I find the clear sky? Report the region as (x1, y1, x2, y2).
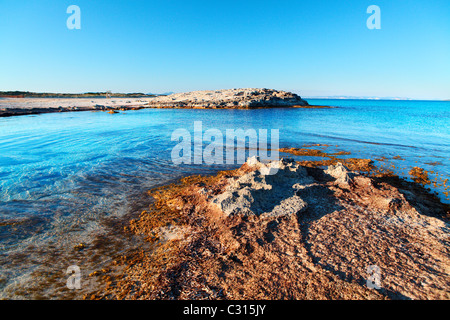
(0, 0, 449, 99)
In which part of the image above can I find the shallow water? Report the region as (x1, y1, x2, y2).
(0, 99, 449, 298)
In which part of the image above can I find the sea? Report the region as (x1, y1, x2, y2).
(0, 99, 449, 298)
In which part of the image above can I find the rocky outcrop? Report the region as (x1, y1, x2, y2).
(98, 156, 449, 300)
(212, 157, 312, 218)
(0, 88, 310, 116)
(146, 88, 309, 109)
(324, 162, 356, 185)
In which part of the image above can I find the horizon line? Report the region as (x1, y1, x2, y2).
(1, 90, 448, 102)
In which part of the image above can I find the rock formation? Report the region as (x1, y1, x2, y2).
(94, 157, 450, 300)
(212, 157, 311, 218)
(146, 88, 309, 109)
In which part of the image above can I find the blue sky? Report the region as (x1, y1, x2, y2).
(0, 0, 449, 99)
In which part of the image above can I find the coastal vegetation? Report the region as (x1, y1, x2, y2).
(0, 91, 157, 98)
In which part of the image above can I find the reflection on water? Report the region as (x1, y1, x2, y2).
(0, 99, 449, 298)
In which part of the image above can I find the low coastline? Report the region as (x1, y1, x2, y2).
(0, 98, 149, 117)
(0, 89, 332, 117)
(86, 148, 449, 300)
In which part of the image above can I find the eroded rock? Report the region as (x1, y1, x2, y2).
(96, 154, 450, 301)
(324, 162, 355, 185)
(146, 88, 309, 109)
(212, 157, 312, 218)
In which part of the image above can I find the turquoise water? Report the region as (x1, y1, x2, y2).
(0, 99, 449, 298)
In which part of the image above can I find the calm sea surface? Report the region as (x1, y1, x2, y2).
(0, 99, 449, 298)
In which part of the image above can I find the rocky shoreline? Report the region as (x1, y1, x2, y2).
(89, 155, 449, 300)
(145, 88, 309, 109)
(0, 98, 148, 117)
(0, 88, 312, 117)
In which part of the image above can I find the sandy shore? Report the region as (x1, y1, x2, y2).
(0, 97, 151, 117)
(86, 153, 449, 300)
